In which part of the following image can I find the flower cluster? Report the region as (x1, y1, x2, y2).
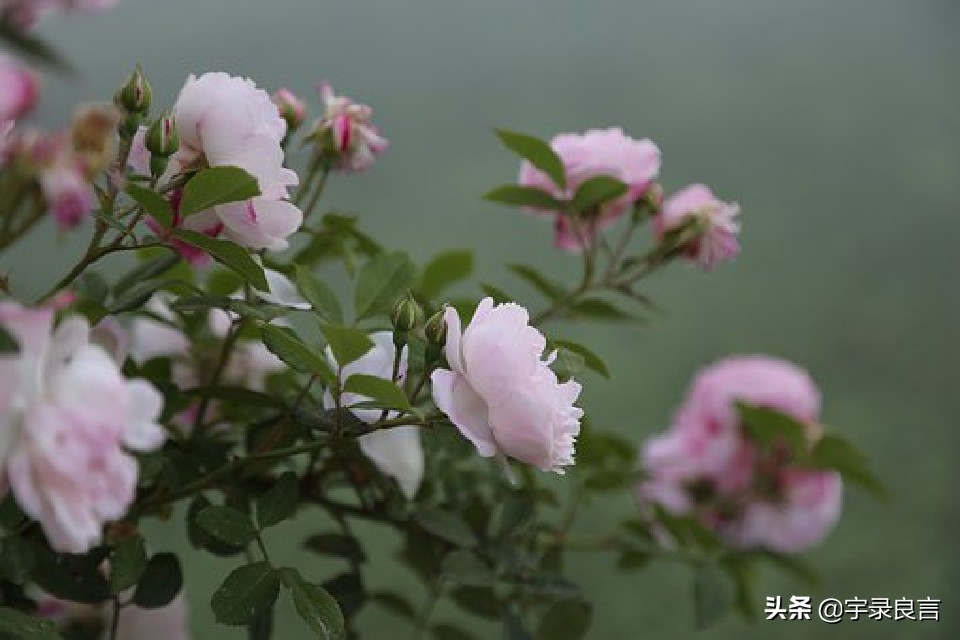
(636, 356, 843, 552)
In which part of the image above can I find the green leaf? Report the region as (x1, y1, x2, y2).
(536, 600, 592, 640)
(0, 607, 60, 640)
(419, 249, 474, 299)
(413, 509, 477, 548)
(432, 624, 477, 640)
(179, 166, 260, 217)
(212, 562, 280, 626)
(133, 553, 183, 609)
(108, 279, 168, 314)
(0, 327, 18, 355)
(257, 472, 299, 529)
(450, 586, 502, 619)
(261, 326, 335, 383)
(807, 433, 886, 498)
(442, 550, 495, 587)
(354, 251, 416, 320)
(114, 252, 181, 295)
(126, 182, 175, 228)
(321, 325, 374, 367)
(282, 569, 346, 640)
(110, 535, 147, 593)
(34, 552, 110, 604)
(187, 496, 246, 557)
(0, 22, 71, 73)
(550, 339, 609, 378)
(495, 130, 566, 190)
(736, 402, 807, 455)
(483, 185, 565, 211)
(504, 611, 533, 640)
(569, 298, 636, 321)
(479, 283, 513, 304)
(507, 264, 567, 301)
(371, 591, 415, 619)
(571, 175, 628, 212)
(343, 374, 411, 412)
(195, 506, 257, 546)
(172, 230, 269, 291)
(693, 563, 734, 630)
(303, 534, 366, 563)
(295, 266, 343, 323)
(756, 551, 821, 588)
(0, 536, 34, 583)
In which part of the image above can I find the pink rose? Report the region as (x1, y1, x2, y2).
(654, 183, 740, 269)
(518, 127, 660, 251)
(38, 163, 95, 229)
(311, 82, 387, 172)
(431, 298, 583, 473)
(637, 355, 842, 553)
(322, 331, 423, 499)
(0, 54, 38, 123)
(0, 0, 117, 29)
(0, 301, 165, 553)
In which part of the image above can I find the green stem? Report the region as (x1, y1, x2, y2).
(108, 597, 121, 640)
(192, 318, 245, 431)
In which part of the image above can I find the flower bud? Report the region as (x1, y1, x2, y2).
(391, 293, 421, 334)
(272, 88, 306, 132)
(146, 113, 179, 158)
(117, 65, 152, 114)
(424, 308, 447, 346)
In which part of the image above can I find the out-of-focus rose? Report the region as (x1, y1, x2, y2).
(636, 355, 843, 553)
(653, 183, 740, 269)
(0, 300, 165, 553)
(272, 88, 307, 131)
(310, 82, 387, 172)
(0, 54, 38, 123)
(0, 0, 118, 29)
(431, 298, 583, 473)
(39, 163, 95, 229)
(36, 590, 190, 640)
(518, 127, 660, 251)
(322, 331, 423, 499)
(71, 103, 120, 176)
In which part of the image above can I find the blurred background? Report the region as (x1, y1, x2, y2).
(5, 0, 958, 637)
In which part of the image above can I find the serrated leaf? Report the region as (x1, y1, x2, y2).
(0, 607, 60, 640)
(114, 252, 181, 295)
(295, 266, 343, 323)
(321, 325, 374, 367)
(110, 535, 147, 593)
(172, 230, 268, 291)
(354, 251, 416, 320)
(179, 166, 260, 217)
(133, 553, 183, 609)
(284, 570, 346, 640)
(212, 562, 280, 626)
(261, 326, 335, 383)
(256, 471, 299, 529)
(195, 506, 257, 546)
(413, 510, 477, 548)
(569, 298, 636, 322)
(507, 264, 567, 301)
(343, 374, 411, 412)
(536, 600, 592, 640)
(551, 339, 609, 378)
(571, 175, 628, 212)
(806, 433, 886, 498)
(34, 552, 111, 604)
(126, 182, 175, 228)
(419, 249, 474, 299)
(484, 185, 565, 211)
(495, 130, 566, 190)
(693, 563, 734, 630)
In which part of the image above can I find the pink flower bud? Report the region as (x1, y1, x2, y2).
(310, 82, 388, 172)
(272, 88, 306, 130)
(0, 54, 39, 123)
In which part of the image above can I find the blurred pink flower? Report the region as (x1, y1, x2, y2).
(322, 331, 423, 499)
(0, 301, 165, 553)
(311, 82, 387, 172)
(39, 163, 95, 229)
(431, 298, 583, 473)
(636, 355, 842, 553)
(272, 88, 307, 130)
(0, 54, 38, 123)
(518, 127, 660, 251)
(0, 0, 118, 29)
(654, 183, 740, 269)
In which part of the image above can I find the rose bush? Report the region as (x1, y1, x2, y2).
(0, 4, 882, 639)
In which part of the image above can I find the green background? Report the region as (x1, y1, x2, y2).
(5, 0, 958, 637)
